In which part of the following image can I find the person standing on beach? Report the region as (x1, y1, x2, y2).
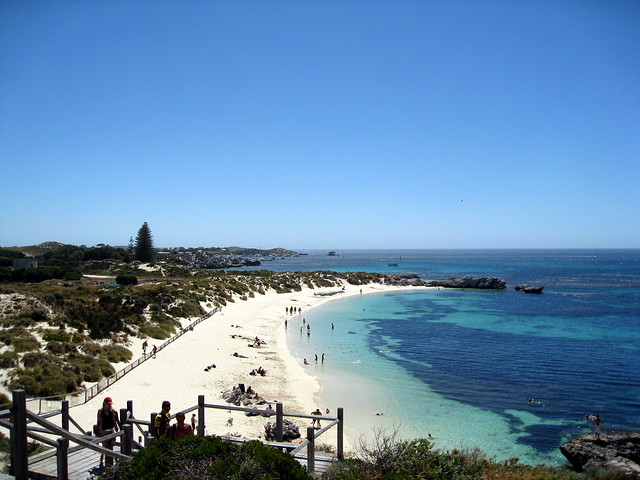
(191, 413, 197, 432)
(142, 340, 148, 355)
(96, 397, 121, 465)
(152, 345, 157, 358)
(592, 414, 602, 440)
(154, 401, 171, 439)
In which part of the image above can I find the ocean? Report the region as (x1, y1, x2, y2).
(241, 250, 640, 465)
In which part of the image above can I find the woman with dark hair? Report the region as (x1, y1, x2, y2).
(96, 397, 121, 465)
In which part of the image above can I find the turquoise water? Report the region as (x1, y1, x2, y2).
(287, 292, 573, 465)
(253, 250, 640, 465)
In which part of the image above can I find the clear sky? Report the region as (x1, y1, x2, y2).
(2, 1, 639, 250)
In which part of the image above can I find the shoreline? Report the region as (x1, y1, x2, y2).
(68, 281, 429, 447)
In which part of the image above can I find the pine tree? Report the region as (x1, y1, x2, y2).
(134, 222, 155, 262)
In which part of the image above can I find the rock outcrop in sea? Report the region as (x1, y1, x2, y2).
(515, 284, 544, 294)
(385, 274, 507, 290)
(560, 432, 640, 475)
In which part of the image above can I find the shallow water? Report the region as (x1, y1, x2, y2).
(271, 250, 640, 465)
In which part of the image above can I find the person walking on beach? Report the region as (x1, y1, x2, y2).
(152, 344, 157, 358)
(96, 397, 121, 466)
(142, 340, 148, 355)
(191, 413, 197, 432)
(311, 408, 322, 428)
(154, 401, 171, 439)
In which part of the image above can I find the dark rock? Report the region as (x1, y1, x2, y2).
(222, 385, 266, 408)
(560, 432, 640, 475)
(264, 419, 301, 441)
(426, 277, 507, 290)
(383, 275, 507, 289)
(515, 284, 544, 294)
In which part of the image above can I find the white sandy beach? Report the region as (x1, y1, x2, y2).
(67, 281, 427, 449)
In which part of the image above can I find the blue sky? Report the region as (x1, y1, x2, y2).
(2, 1, 639, 249)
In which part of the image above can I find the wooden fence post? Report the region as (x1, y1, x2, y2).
(337, 407, 344, 460)
(147, 412, 157, 446)
(198, 395, 205, 436)
(10, 389, 28, 480)
(56, 437, 69, 480)
(275, 403, 284, 442)
(120, 407, 130, 455)
(61, 400, 69, 431)
(127, 400, 134, 418)
(120, 407, 129, 426)
(306, 426, 315, 473)
(122, 424, 133, 456)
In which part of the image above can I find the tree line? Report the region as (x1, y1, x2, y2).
(0, 222, 156, 283)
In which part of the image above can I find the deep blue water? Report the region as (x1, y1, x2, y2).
(239, 250, 640, 463)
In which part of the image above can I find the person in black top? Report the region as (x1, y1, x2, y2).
(154, 400, 171, 439)
(96, 397, 121, 465)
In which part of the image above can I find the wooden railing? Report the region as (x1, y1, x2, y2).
(2, 390, 343, 480)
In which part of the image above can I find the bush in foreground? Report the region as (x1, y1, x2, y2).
(100, 435, 313, 480)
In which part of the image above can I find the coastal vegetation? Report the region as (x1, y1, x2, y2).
(96, 432, 628, 480)
(0, 241, 384, 398)
(99, 436, 313, 480)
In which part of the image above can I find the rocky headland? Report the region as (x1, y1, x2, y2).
(560, 432, 640, 475)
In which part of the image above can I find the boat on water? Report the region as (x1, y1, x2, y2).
(387, 263, 399, 267)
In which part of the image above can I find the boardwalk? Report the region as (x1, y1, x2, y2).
(1, 390, 343, 480)
(28, 449, 102, 480)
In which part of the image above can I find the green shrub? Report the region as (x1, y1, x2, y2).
(10, 329, 41, 352)
(31, 308, 47, 322)
(101, 345, 132, 363)
(66, 353, 114, 382)
(116, 274, 138, 286)
(42, 329, 71, 342)
(46, 340, 76, 354)
(10, 363, 80, 396)
(138, 313, 179, 339)
(0, 351, 18, 368)
(63, 270, 82, 281)
(99, 435, 313, 480)
(325, 434, 485, 480)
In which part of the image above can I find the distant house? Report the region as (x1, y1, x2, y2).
(12, 259, 38, 270)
